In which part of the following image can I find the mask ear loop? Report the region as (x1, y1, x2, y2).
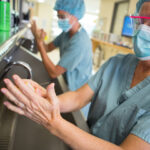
(68, 15, 77, 29)
(130, 14, 137, 37)
(130, 13, 141, 37)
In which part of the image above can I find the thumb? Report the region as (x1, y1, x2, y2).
(41, 30, 46, 38)
(47, 83, 58, 105)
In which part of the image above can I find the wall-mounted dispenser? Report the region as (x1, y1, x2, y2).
(0, 0, 11, 31)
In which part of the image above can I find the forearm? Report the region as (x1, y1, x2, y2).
(35, 37, 49, 52)
(37, 42, 57, 78)
(58, 91, 81, 113)
(35, 37, 55, 52)
(42, 43, 50, 52)
(58, 84, 94, 113)
(49, 118, 124, 150)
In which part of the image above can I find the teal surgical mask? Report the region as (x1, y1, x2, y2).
(133, 24, 150, 61)
(58, 18, 72, 32)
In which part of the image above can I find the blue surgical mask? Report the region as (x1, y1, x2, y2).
(58, 18, 72, 32)
(133, 24, 150, 61)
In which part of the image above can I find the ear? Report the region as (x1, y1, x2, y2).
(70, 15, 78, 25)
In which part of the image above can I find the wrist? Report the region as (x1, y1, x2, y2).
(36, 38, 44, 46)
(37, 40, 45, 52)
(46, 116, 65, 136)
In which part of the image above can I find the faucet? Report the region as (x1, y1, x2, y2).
(0, 61, 32, 80)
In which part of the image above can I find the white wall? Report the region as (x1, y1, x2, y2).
(84, 0, 101, 14)
(99, 0, 138, 33)
(28, 0, 101, 39)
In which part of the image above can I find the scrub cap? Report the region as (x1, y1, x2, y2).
(54, 0, 85, 20)
(136, 0, 150, 13)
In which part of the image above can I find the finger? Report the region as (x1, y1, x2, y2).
(4, 101, 44, 127)
(42, 30, 46, 35)
(23, 79, 46, 96)
(47, 83, 58, 105)
(33, 108, 48, 121)
(23, 79, 41, 89)
(33, 20, 36, 27)
(24, 81, 35, 92)
(3, 78, 30, 106)
(1, 88, 25, 108)
(4, 101, 25, 115)
(13, 75, 53, 122)
(4, 101, 44, 125)
(25, 112, 43, 125)
(47, 84, 60, 118)
(35, 88, 44, 97)
(42, 30, 46, 37)
(4, 77, 49, 118)
(13, 76, 52, 121)
(40, 29, 44, 38)
(31, 21, 36, 30)
(12, 75, 46, 105)
(1, 87, 33, 114)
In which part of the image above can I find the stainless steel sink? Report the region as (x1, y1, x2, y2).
(12, 114, 74, 150)
(0, 48, 89, 150)
(0, 84, 76, 150)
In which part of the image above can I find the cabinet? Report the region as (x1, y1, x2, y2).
(91, 37, 134, 68)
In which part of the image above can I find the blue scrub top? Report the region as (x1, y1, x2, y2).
(53, 27, 92, 91)
(87, 54, 150, 145)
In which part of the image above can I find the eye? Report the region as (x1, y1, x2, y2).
(57, 15, 66, 19)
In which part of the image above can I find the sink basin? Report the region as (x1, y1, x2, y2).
(13, 114, 74, 150)
(0, 48, 89, 150)
(21, 38, 38, 54)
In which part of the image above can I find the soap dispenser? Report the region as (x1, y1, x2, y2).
(0, 0, 10, 31)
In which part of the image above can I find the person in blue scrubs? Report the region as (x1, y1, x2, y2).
(2, 0, 150, 149)
(31, 0, 92, 91)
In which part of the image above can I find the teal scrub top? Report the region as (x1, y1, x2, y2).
(87, 54, 150, 145)
(53, 27, 92, 91)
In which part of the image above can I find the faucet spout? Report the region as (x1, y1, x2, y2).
(0, 61, 32, 80)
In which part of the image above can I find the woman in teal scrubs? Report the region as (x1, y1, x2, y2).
(1, 0, 150, 149)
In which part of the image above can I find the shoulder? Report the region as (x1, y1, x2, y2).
(95, 54, 137, 76)
(77, 27, 90, 40)
(131, 111, 150, 144)
(107, 54, 137, 67)
(57, 32, 64, 37)
(67, 27, 92, 53)
(53, 32, 64, 41)
(71, 27, 91, 45)
(109, 53, 136, 62)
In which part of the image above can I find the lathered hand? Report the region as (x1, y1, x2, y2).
(1, 75, 62, 133)
(23, 79, 47, 97)
(31, 20, 46, 43)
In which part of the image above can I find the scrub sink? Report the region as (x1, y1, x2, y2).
(12, 114, 74, 150)
(0, 47, 89, 150)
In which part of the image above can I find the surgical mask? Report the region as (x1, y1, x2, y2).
(133, 24, 150, 61)
(58, 18, 72, 32)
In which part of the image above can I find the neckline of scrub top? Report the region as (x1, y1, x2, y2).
(78, 25, 82, 32)
(123, 57, 150, 100)
(67, 26, 83, 39)
(125, 56, 139, 91)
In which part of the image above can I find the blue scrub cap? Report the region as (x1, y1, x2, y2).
(54, 0, 85, 20)
(136, 0, 150, 13)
